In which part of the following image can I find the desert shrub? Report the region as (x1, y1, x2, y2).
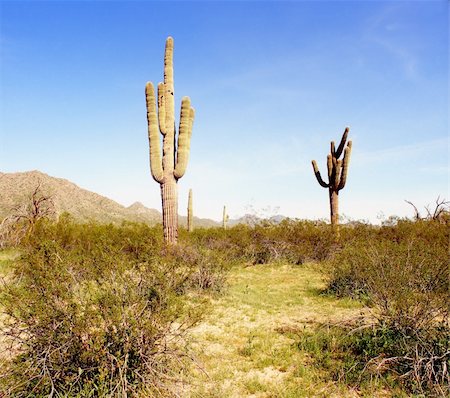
(183, 225, 250, 263)
(218, 219, 338, 264)
(185, 219, 343, 266)
(182, 224, 269, 265)
(327, 221, 448, 328)
(0, 218, 227, 397)
(348, 324, 449, 396)
(296, 321, 449, 397)
(274, 219, 338, 263)
(0, 184, 55, 248)
(322, 219, 449, 395)
(157, 243, 228, 293)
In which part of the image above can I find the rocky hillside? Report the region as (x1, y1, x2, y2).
(0, 171, 217, 227)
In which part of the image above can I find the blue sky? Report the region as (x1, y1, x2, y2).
(0, 0, 448, 222)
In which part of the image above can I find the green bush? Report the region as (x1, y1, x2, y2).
(185, 219, 339, 265)
(322, 219, 449, 395)
(326, 220, 448, 330)
(0, 218, 226, 397)
(297, 321, 449, 396)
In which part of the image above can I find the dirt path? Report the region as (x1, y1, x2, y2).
(186, 263, 369, 398)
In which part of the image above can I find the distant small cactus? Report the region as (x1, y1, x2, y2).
(187, 189, 193, 232)
(223, 206, 229, 229)
(312, 127, 352, 228)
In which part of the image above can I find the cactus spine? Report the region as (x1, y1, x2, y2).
(145, 37, 195, 244)
(187, 189, 193, 232)
(311, 127, 352, 227)
(222, 206, 229, 229)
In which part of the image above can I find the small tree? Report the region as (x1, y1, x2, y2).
(405, 197, 449, 223)
(0, 183, 55, 247)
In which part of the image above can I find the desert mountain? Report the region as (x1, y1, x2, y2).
(228, 214, 288, 227)
(0, 171, 218, 227)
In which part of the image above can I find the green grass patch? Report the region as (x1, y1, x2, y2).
(188, 263, 380, 397)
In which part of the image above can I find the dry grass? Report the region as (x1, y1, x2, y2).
(185, 263, 385, 398)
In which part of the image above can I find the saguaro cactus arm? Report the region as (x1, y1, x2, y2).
(157, 83, 166, 135)
(311, 160, 329, 188)
(335, 127, 349, 158)
(162, 37, 176, 174)
(145, 82, 163, 183)
(163, 38, 175, 131)
(330, 141, 336, 157)
(174, 97, 195, 179)
(338, 141, 352, 191)
(327, 154, 333, 181)
(333, 159, 342, 189)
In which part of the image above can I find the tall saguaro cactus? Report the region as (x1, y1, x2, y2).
(187, 189, 193, 232)
(145, 37, 195, 244)
(311, 127, 352, 227)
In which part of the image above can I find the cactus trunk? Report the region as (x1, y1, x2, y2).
(187, 189, 193, 232)
(329, 189, 339, 226)
(161, 178, 178, 243)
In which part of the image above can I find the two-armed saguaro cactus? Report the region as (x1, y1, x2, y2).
(187, 189, 193, 232)
(222, 206, 229, 229)
(145, 37, 195, 244)
(311, 127, 352, 227)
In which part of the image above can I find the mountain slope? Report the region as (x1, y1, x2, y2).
(0, 170, 158, 224)
(0, 171, 217, 227)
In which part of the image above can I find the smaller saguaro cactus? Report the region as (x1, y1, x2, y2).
(187, 189, 193, 232)
(222, 206, 229, 229)
(311, 127, 352, 227)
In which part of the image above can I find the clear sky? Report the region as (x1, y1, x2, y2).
(0, 0, 448, 222)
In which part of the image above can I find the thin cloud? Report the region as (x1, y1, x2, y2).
(371, 36, 418, 79)
(354, 138, 448, 166)
(362, 4, 420, 80)
(418, 166, 449, 176)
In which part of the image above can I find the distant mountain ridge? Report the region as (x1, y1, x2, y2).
(228, 214, 288, 227)
(0, 171, 218, 227)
